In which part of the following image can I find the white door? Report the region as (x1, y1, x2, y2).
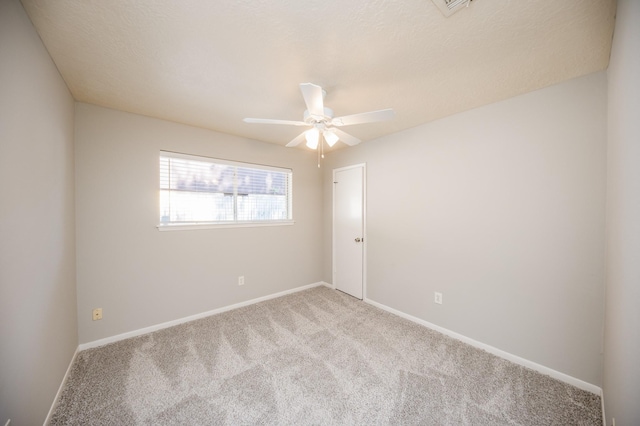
(333, 165, 364, 299)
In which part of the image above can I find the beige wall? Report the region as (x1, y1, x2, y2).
(74, 103, 323, 343)
(0, 0, 78, 424)
(324, 72, 607, 386)
(604, 1, 640, 423)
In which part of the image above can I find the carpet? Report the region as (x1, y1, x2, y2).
(49, 286, 602, 425)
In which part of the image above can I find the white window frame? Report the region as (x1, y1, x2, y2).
(157, 151, 293, 231)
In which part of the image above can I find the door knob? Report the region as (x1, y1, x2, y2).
(355, 237, 362, 243)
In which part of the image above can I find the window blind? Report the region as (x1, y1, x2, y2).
(159, 151, 292, 226)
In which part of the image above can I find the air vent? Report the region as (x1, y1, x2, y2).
(431, 0, 473, 17)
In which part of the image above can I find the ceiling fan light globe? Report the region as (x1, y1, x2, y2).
(324, 130, 339, 147)
(305, 128, 319, 149)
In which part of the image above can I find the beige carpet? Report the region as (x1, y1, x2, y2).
(49, 286, 602, 425)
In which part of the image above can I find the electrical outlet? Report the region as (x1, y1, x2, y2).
(238, 276, 245, 286)
(434, 292, 443, 305)
(92, 308, 103, 321)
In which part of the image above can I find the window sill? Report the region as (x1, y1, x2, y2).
(157, 220, 295, 231)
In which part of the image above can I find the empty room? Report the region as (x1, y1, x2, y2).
(1, 0, 638, 424)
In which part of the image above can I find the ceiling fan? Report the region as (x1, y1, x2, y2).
(243, 83, 395, 150)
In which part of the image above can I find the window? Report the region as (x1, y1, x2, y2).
(159, 151, 292, 229)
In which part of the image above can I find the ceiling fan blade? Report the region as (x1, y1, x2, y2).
(299, 83, 324, 118)
(331, 108, 395, 126)
(243, 118, 308, 126)
(285, 131, 307, 147)
(331, 128, 361, 146)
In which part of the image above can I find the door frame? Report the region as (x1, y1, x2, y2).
(332, 163, 367, 299)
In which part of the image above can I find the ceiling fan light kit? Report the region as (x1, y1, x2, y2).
(243, 83, 395, 156)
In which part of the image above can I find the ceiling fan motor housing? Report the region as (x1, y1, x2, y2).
(304, 107, 334, 124)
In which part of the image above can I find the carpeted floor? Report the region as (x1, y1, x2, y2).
(50, 286, 602, 425)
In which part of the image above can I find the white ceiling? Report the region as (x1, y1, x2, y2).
(21, 0, 616, 149)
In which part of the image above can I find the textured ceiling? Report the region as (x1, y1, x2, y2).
(21, 0, 616, 148)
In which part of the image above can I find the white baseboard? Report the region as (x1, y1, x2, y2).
(44, 346, 79, 425)
(364, 297, 602, 396)
(78, 281, 328, 351)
